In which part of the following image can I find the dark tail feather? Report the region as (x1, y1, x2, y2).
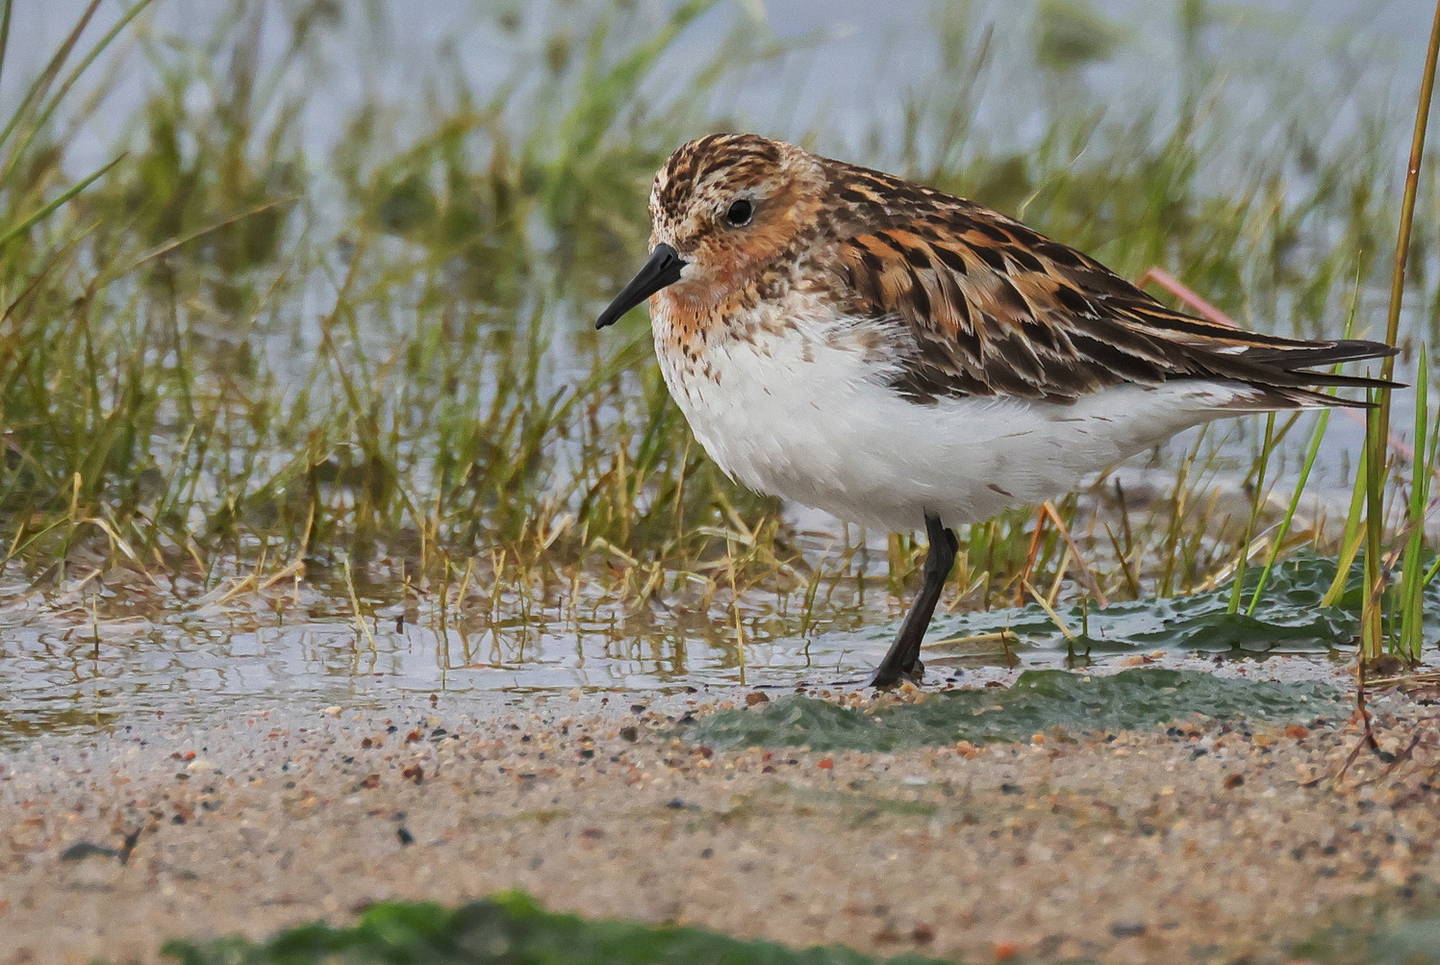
(1264, 385, 1392, 410)
(1240, 337, 1398, 368)
(1238, 337, 1403, 409)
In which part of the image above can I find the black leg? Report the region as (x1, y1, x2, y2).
(868, 512, 958, 688)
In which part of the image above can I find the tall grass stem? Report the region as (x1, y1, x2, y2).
(1361, 0, 1440, 661)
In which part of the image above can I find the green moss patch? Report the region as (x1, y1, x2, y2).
(919, 556, 1381, 658)
(686, 669, 1339, 751)
(161, 891, 955, 965)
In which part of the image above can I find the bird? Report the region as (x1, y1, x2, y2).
(594, 132, 1397, 688)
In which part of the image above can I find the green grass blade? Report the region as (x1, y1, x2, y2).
(0, 0, 153, 192)
(1228, 412, 1276, 614)
(1399, 354, 1430, 660)
(0, 0, 100, 160)
(1247, 409, 1331, 615)
(0, 0, 13, 97)
(0, 153, 123, 249)
(1363, 0, 1440, 659)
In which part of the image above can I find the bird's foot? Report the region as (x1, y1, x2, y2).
(866, 657, 925, 690)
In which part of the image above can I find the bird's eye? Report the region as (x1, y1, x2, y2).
(725, 198, 753, 227)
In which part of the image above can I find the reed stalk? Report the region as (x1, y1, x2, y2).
(1360, 0, 1440, 663)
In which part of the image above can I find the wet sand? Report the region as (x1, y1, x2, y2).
(2, 666, 1437, 964)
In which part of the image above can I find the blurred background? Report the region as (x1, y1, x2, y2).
(1, 1, 1434, 736)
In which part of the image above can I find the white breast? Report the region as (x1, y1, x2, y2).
(653, 312, 1258, 534)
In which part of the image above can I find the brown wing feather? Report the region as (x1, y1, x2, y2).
(819, 158, 1397, 408)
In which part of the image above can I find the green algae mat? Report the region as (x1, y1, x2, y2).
(687, 668, 1341, 752)
(908, 555, 1435, 657)
(1292, 880, 1440, 965)
(161, 891, 952, 965)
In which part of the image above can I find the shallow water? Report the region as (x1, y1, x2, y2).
(0, 555, 1398, 743)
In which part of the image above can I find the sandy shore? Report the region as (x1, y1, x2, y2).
(2, 670, 1437, 964)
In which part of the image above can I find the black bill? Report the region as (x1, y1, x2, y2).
(595, 243, 687, 329)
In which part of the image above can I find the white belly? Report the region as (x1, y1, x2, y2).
(654, 316, 1254, 534)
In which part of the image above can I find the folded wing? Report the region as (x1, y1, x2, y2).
(820, 159, 1397, 409)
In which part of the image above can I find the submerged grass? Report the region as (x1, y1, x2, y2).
(0, 1, 1435, 664)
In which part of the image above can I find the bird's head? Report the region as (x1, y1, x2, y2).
(595, 133, 822, 329)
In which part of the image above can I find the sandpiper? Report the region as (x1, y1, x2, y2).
(596, 133, 1396, 688)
